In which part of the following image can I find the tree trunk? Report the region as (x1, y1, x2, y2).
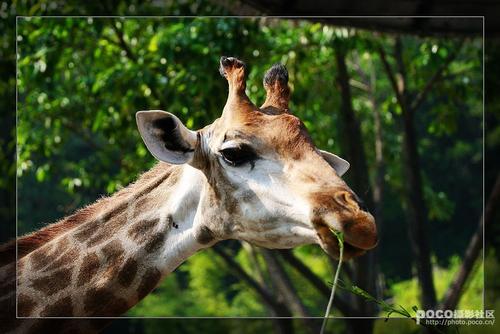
(212, 246, 294, 334)
(334, 44, 377, 333)
(278, 249, 357, 316)
(370, 63, 386, 300)
(370, 65, 385, 237)
(334, 46, 372, 200)
(261, 250, 321, 334)
(378, 37, 438, 309)
(400, 105, 437, 309)
(395, 36, 437, 309)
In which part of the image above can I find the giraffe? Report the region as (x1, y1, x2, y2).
(1, 56, 377, 333)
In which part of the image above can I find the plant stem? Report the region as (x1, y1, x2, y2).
(320, 231, 344, 334)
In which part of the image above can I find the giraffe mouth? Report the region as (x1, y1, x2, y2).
(312, 218, 372, 260)
(319, 229, 366, 260)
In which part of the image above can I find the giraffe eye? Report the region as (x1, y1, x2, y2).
(219, 145, 258, 167)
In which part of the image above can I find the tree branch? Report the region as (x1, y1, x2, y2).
(349, 78, 371, 92)
(381, 36, 438, 309)
(243, 242, 267, 284)
(350, 51, 372, 92)
(411, 39, 465, 112)
(261, 250, 320, 334)
(213, 245, 295, 334)
(440, 173, 500, 310)
(212, 246, 290, 314)
(394, 36, 407, 92)
(278, 249, 358, 316)
(110, 22, 137, 62)
(377, 42, 407, 112)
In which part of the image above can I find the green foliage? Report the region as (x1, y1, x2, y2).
(129, 249, 268, 317)
(390, 256, 483, 311)
(374, 255, 491, 334)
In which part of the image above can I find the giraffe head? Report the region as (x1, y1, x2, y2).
(136, 57, 377, 260)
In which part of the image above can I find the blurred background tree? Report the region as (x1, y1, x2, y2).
(1, 1, 496, 334)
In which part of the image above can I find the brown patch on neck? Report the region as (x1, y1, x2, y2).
(77, 252, 100, 287)
(137, 268, 161, 300)
(101, 296, 130, 317)
(40, 296, 73, 317)
(84, 287, 129, 316)
(118, 257, 138, 288)
(102, 240, 124, 259)
(83, 287, 113, 314)
(30, 243, 58, 271)
(195, 226, 216, 245)
(17, 293, 37, 317)
(43, 246, 79, 273)
(144, 232, 166, 254)
(85, 212, 128, 248)
(73, 218, 102, 244)
(128, 218, 160, 243)
(30, 267, 73, 296)
(101, 240, 126, 279)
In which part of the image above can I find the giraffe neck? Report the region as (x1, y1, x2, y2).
(14, 162, 211, 322)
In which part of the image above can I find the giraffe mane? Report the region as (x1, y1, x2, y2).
(0, 204, 98, 267)
(0, 162, 174, 268)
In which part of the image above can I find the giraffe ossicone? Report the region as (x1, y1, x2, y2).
(2, 57, 377, 330)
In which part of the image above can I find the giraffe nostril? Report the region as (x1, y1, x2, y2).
(334, 191, 354, 208)
(334, 191, 370, 213)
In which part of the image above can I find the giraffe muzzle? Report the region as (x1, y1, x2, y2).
(311, 201, 378, 260)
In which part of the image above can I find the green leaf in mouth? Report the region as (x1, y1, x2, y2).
(329, 228, 344, 251)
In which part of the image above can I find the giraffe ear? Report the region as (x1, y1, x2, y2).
(136, 110, 197, 165)
(320, 150, 350, 177)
